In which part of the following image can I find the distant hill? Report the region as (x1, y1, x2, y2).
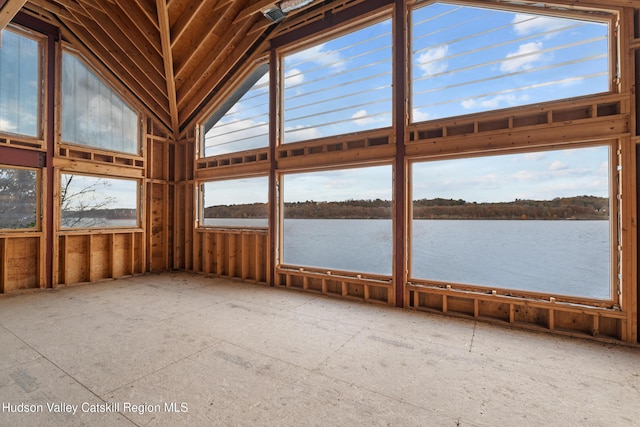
(204, 196, 609, 220)
(62, 208, 137, 219)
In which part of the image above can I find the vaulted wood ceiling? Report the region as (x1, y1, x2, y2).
(0, 0, 325, 136)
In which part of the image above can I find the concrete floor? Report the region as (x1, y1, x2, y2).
(0, 273, 638, 427)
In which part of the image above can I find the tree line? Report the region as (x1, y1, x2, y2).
(204, 196, 609, 220)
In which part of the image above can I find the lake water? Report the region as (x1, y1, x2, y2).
(204, 218, 611, 299)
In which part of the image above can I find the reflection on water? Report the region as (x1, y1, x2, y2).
(205, 218, 611, 299)
(411, 219, 610, 299)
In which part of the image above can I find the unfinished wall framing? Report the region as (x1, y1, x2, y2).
(186, 0, 639, 344)
(0, 0, 638, 345)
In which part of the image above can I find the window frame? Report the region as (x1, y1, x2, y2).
(197, 174, 270, 230)
(407, 140, 619, 307)
(59, 47, 142, 156)
(408, 0, 618, 125)
(200, 62, 270, 159)
(277, 9, 395, 146)
(0, 24, 45, 141)
(0, 164, 41, 232)
(58, 171, 142, 231)
(277, 162, 395, 275)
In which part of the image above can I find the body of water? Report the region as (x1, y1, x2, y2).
(204, 218, 611, 299)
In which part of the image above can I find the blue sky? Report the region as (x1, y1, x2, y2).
(0, 28, 40, 137)
(202, 2, 612, 205)
(412, 146, 609, 203)
(411, 3, 608, 120)
(61, 174, 138, 210)
(283, 19, 393, 143)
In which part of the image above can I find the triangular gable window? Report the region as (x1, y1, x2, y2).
(203, 63, 270, 158)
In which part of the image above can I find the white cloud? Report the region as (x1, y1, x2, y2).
(352, 110, 375, 126)
(598, 161, 609, 175)
(284, 125, 322, 143)
(284, 68, 304, 88)
(417, 45, 449, 77)
(521, 152, 546, 161)
(461, 94, 527, 110)
(254, 73, 270, 92)
(474, 173, 500, 189)
(500, 42, 544, 73)
(287, 44, 346, 72)
(205, 117, 268, 155)
(412, 108, 430, 122)
(513, 170, 535, 181)
(549, 160, 568, 171)
(512, 13, 569, 36)
(0, 118, 17, 131)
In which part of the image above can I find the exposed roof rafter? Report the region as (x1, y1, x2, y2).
(13, 0, 327, 132)
(0, 0, 28, 30)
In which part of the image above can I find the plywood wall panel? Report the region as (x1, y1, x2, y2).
(3, 237, 39, 291)
(63, 235, 90, 285)
(112, 233, 133, 277)
(88, 234, 111, 281)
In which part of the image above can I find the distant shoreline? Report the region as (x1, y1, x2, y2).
(204, 196, 609, 221)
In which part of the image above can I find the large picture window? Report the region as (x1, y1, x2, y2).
(411, 145, 612, 299)
(282, 165, 392, 275)
(283, 18, 392, 143)
(62, 52, 139, 154)
(0, 166, 38, 229)
(411, 2, 611, 122)
(60, 174, 139, 229)
(201, 176, 269, 228)
(203, 64, 269, 157)
(0, 28, 41, 137)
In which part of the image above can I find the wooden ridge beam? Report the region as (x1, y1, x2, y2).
(156, 0, 179, 136)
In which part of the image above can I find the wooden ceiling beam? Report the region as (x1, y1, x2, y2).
(179, 39, 269, 130)
(0, 0, 28, 30)
(112, 0, 161, 54)
(25, 0, 79, 23)
(170, 0, 220, 76)
(166, 0, 188, 22)
(177, 14, 262, 124)
(169, 0, 212, 49)
(135, 0, 159, 29)
(174, 0, 248, 83)
(156, 0, 179, 136)
(78, 2, 166, 79)
(57, 0, 92, 17)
